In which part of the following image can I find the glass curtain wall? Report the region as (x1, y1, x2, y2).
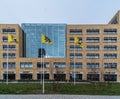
(22, 24, 66, 58)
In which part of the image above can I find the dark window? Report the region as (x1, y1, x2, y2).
(86, 29, 99, 34)
(37, 62, 49, 68)
(70, 29, 82, 34)
(2, 36, 8, 42)
(2, 28, 16, 34)
(104, 29, 117, 34)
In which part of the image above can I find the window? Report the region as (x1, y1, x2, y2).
(104, 54, 117, 58)
(2, 36, 8, 42)
(20, 62, 33, 68)
(3, 53, 16, 58)
(86, 37, 99, 42)
(2, 62, 16, 68)
(86, 29, 99, 34)
(86, 45, 99, 50)
(87, 73, 99, 81)
(70, 53, 82, 58)
(2, 28, 16, 34)
(70, 45, 82, 50)
(104, 45, 117, 50)
(104, 29, 117, 34)
(69, 29, 82, 34)
(69, 38, 74, 42)
(104, 63, 117, 69)
(3, 45, 16, 50)
(104, 37, 117, 42)
(53, 62, 66, 68)
(70, 62, 82, 68)
(69, 37, 82, 43)
(87, 63, 99, 68)
(37, 62, 49, 68)
(70, 73, 82, 79)
(104, 73, 117, 81)
(86, 53, 99, 58)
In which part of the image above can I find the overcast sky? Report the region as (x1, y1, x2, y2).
(0, 0, 120, 25)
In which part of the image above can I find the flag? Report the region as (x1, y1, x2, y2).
(41, 34, 52, 44)
(8, 34, 14, 43)
(74, 36, 82, 48)
(8, 34, 18, 44)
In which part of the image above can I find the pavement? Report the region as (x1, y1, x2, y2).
(0, 95, 120, 99)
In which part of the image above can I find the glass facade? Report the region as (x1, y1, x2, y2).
(21, 23, 66, 58)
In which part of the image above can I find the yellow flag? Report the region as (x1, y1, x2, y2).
(74, 36, 79, 43)
(8, 34, 14, 43)
(74, 36, 82, 48)
(8, 34, 19, 44)
(41, 34, 52, 44)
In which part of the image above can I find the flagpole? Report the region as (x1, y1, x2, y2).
(6, 43, 9, 85)
(41, 33, 53, 94)
(41, 41, 45, 94)
(41, 43, 42, 84)
(6, 34, 18, 84)
(52, 26, 54, 58)
(74, 41, 76, 85)
(42, 55, 45, 94)
(73, 36, 82, 85)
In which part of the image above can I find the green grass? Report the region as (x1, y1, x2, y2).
(0, 82, 120, 95)
(0, 83, 41, 94)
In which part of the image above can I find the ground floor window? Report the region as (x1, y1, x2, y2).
(87, 74, 99, 81)
(20, 74, 32, 80)
(104, 74, 117, 81)
(37, 74, 49, 80)
(54, 74, 66, 81)
(3, 74, 15, 80)
(70, 73, 82, 81)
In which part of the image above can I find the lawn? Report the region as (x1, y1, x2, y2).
(0, 82, 120, 95)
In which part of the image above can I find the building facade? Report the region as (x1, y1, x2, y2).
(0, 11, 120, 82)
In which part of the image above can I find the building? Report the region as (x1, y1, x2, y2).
(0, 11, 120, 82)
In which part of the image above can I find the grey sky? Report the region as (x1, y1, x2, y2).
(0, 0, 120, 25)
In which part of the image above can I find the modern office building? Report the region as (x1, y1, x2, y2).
(0, 11, 120, 82)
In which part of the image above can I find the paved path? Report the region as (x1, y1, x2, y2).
(0, 95, 120, 99)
